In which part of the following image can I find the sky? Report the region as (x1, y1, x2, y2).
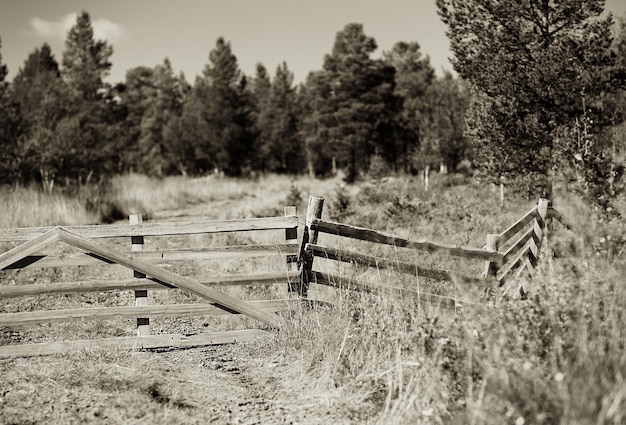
(1, 0, 626, 86)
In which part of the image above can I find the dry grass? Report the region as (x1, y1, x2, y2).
(0, 186, 98, 228)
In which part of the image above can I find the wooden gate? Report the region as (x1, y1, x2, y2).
(0, 211, 299, 358)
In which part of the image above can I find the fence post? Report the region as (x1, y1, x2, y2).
(129, 214, 149, 337)
(534, 198, 550, 258)
(297, 196, 324, 298)
(284, 206, 298, 294)
(483, 233, 500, 288)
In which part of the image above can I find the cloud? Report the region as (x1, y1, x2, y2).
(29, 13, 123, 42)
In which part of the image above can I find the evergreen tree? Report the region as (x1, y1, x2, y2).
(118, 66, 155, 172)
(383, 41, 435, 172)
(61, 10, 118, 183)
(437, 0, 626, 200)
(180, 78, 212, 174)
(11, 44, 70, 187)
(0, 37, 21, 184)
(303, 23, 399, 182)
(138, 58, 186, 176)
(250, 63, 272, 170)
(200, 37, 255, 176)
(299, 70, 335, 177)
(62, 11, 112, 102)
(416, 72, 470, 172)
(257, 62, 303, 173)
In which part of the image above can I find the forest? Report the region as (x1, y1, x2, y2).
(0, 4, 626, 207)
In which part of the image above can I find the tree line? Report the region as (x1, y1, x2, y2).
(0, 11, 468, 189)
(1, 4, 626, 208)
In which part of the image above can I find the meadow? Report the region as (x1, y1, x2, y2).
(0, 172, 624, 424)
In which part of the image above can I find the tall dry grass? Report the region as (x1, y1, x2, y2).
(0, 185, 98, 228)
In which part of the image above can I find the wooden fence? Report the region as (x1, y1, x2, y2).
(0, 209, 300, 358)
(0, 195, 560, 358)
(296, 196, 553, 308)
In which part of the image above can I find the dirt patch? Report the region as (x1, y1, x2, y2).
(0, 338, 360, 425)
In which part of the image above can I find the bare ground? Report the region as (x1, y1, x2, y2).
(0, 336, 367, 425)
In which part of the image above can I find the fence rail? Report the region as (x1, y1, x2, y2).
(2, 244, 299, 270)
(0, 271, 300, 299)
(311, 219, 502, 261)
(0, 216, 298, 242)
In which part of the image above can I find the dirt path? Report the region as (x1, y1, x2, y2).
(151, 342, 348, 425)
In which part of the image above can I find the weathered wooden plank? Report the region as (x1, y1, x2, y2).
(497, 240, 533, 285)
(501, 225, 538, 265)
(306, 243, 494, 287)
(310, 219, 500, 261)
(0, 329, 271, 359)
(497, 205, 538, 246)
(0, 299, 298, 326)
(0, 216, 299, 242)
(310, 271, 487, 310)
(0, 271, 300, 299)
(56, 228, 281, 328)
(3, 244, 300, 270)
(0, 227, 59, 270)
(129, 214, 149, 336)
(296, 196, 325, 297)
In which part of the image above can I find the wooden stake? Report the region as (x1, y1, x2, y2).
(130, 214, 149, 337)
(284, 206, 298, 293)
(483, 234, 499, 286)
(297, 196, 324, 298)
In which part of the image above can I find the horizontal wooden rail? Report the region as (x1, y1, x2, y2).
(0, 216, 298, 242)
(0, 271, 300, 299)
(310, 219, 500, 261)
(307, 244, 494, 287)
(497, 205, 538, 247)
(500, 225, 539, 265)
(0, 329, 271, 359)
(310, 271, 488, 310)
(0, 299, 297, 326)
(497, 239, 537, 284)
(3, 244, 299, 270)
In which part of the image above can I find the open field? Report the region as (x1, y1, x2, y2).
(0, 173, 625, 424)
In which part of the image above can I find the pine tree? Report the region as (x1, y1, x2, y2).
(138, 58, 185, 176)
(250, 63, 272, 170)
(256, 62, 303, 173)
(11, 44, 70, 187)
(180, 78, 212, 174)
(0, 37, 21, 183)
(299, 70, 335, 177)
(62, 11, 112, 102)
(118, 66, 155, 171)
(60, 10, 117, 183)
(303, 23, 399, 182)
(383, 41, 435, 172)
(200, 37, 255, 176)
(417, 72, 470, 171)
(437, 0, 626, 199)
